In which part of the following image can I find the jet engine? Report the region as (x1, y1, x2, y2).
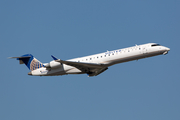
(45, 61, 62, 69)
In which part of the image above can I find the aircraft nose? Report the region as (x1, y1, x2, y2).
(166, 47, 170, 51)
(162, 47, 170, 55)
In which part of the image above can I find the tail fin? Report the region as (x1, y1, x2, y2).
(10, 54, 44, 71)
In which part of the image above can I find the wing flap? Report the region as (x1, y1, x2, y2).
(88, 67, 108, 77)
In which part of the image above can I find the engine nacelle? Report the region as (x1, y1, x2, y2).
(45, 61, 62, 69)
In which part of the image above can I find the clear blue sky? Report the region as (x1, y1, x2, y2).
(1, 0, 179, 120)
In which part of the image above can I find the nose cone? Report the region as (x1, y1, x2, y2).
(163, 47, 170, 55)
(166, 47, 170, 51)
(28, 71, 32, 75)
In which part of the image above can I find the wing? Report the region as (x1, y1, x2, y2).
(55, 59, 108, 77)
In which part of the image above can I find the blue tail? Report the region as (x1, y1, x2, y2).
(15, 54, 44, 71)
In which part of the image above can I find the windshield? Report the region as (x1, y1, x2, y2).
(151, 44, 161, 47)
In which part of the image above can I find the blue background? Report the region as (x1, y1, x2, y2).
(1, 0, 179, 120)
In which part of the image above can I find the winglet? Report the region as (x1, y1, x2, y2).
(51, 55, 58, 60)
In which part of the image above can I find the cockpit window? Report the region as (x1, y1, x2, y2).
(151, 44, 161, 47)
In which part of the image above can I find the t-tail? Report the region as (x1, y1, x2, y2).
(9, 54, 44, 71)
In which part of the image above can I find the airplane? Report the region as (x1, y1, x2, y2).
(10, 43, 170, 77)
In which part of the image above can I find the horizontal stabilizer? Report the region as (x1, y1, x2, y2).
(9, 56, 32, 64)
(8, 56, 31, 59)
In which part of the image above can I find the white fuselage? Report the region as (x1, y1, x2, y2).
(30, 43, 170, 76)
